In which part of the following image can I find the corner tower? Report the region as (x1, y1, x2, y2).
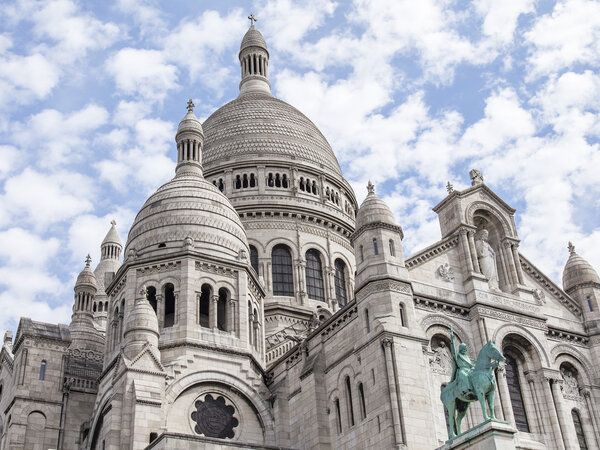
(93, 220, 122, 330)
(202, 18, 359, 357)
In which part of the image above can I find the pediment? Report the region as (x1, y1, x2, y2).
(125, 344, 165, 374)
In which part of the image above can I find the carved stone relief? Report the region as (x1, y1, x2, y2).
(437, 263, 454, 282)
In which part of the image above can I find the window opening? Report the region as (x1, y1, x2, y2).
(335, 399, 342, 434)
(164, 284, 175, 328)
(217, 288, 228, 331)
(199, 284, 211, 328)
(250, 245, 259, 273)
(365, 309, 370, 332)
(147, 286, 157, 313)
(311, 180, 317, 194)
(587, 296, 594, 311)
(505, 355, 530, 432)
(275, 173, 281, 187)
(399, 303, 406, 327)
(389, 240, 395, 257)
(249, 173, 256, 187)
(235, 175, 241, 189)
(272, 245, 294, 296)
(267, 173, 274, 187)
(334, 259, 347, 307)
(305, 249, 325, 301)
(282, 174, 288, 188)
(572, 409, 588, 449)
(39, 360, 46, 380)
(345, 376, 355, 426)
(358, 383, 367, 419)
(242, 174, 248, 188)
(373, 238, 378, 255)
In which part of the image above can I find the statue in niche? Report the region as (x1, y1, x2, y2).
(561, 368, 580, 400)
(430, 340, 453, 375)
(475, 229, 499, 290)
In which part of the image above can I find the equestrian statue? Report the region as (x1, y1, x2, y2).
(440, 326, 505, 439)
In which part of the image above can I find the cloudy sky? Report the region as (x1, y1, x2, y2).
(1, 0, 599, 333)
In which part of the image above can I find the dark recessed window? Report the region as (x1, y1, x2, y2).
(305, 249, 325, 301)
(158, 243, 166, 248)
(505, 355, 530, 432)
(249, 245, 259, 274)
(39, 360, 46, 380)
(334, 259, 347, 307)
(272, 245, 294, 296)
(164, 284, 175, 328)
(572, 409, 588, 449)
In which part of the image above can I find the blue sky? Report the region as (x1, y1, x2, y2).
(1, 0, 599, 333)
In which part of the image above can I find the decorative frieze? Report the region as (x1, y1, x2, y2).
(195, 261, 237, 278)
(137, 261, 180, 276)
(356, 279, 412, 300)
(472, 305, 547, 331)
(546, 327, 589, 346)
(414, 297, 469, 317)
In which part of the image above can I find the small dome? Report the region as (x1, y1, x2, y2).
(75, 255, 98, 291)
(124, 289, 159, 340)
(355, 182, 397, 231)
(176, 99, 203, 137)
(240, 25, 267, 53)
(562, 242, 600, 292)
(125, 173, 249, 261)
(102, 220, 122, 247)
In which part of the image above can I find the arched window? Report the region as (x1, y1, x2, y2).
(587, 296, 594, 311)
(365, 309, 370, 333)
(199, 284, 211, 328)
(360, 245, 364, 262)
(373, 238, 378, 255)
(217, 288, 228, 331)
(334, 259, 347, 307)
(242, 173, 248, 188)
(389, 240, 395, 257)
(248, 301, 253, 346)
(39, 360, 46, 380)
(250, 245, 259, 274)
(399, 303, 406, 327)
(345, 376, 355, 426)
(146, 286, 157, 313)
(505, 355, 529, 432)
(253, 307, 259, 349)
(249, 173, 256, 187)
(104, 301, 108, 311)
(358, 383, 367, 420)
(98, 302, 103, 312)
(164, 283, 175, 328)
(572, 409, 588, 449)
(272, 245, 294, 296)
(305, 249, 325, 301)
(93, 302, 97, 312)
(235, 175, 241, 189)
(335, 399, 342, 434)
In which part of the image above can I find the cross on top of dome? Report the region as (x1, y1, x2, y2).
(248, 13, 257, 27)
(187, 98, 195, 113)
(568, 241, 575, 254)
(367, 181, 375, 195)
(85, 254, 91, 267)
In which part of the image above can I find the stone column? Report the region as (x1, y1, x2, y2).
(326, 266, 335, 309)
(526, 375, 545, 434)
(542, 376, 565, 449)
(583, 389, 600, 447)
(382, 338, 405, 446)
(501, 242, 517, 287)
(257, 165, 265, 195)
(496, 366, 516, 427)
(552, 379, 578, 449)
(227, 299, 234, 334)
(210, 294, 218, 329)
(296, 260, 306, 305)
(224, 169, 233, 195)
(511, 244, 525, 285)
(467, 230, 480, 273)
(459, 228, 474, 273)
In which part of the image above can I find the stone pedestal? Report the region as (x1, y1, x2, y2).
(436, 420, 518, 450)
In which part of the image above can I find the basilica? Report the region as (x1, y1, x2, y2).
(0, 20, 599, 450)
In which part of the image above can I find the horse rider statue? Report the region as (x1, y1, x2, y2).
(450, 326, 474, 396)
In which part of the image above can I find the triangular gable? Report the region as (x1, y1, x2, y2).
(126, 343, 165, 374)
(433, 184, 515, 215)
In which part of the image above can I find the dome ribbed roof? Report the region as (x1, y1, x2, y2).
(355, 182, 397, 230)
(562, 243, 600, 292)
(240, 26, 267, 52)
(125, 173, 248, 260)
(177, 107, 203, 136)
(202, 92, 342, 176)
(75, 256, 98, 290)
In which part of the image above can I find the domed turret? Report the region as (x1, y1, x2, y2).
(562, 242, 600, 293)
(94, 221, 123, 330)
(74, 255, 97, 311)
(175, 99, 204, 177)
(71, 256, 104, 351)
(123, 286, 159, 360)
(355, 181, 400, 233)
(125, 99, 249, 262)
(239, 14, 270, 94)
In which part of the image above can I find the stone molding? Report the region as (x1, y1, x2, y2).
(414, 296, 469, 317)
(350, 221, 404, 242)
(137, 261, 180, 276)
(405, 236, 459, 269)
(473, 305, 547, 331)
(356, 279, 412, 301)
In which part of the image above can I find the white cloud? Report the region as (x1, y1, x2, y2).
(1, 168, 95, 230)
(524, 0, 600, 78)
(106, 48, 178, 101)
(0, 52, 60, 103)
(474, 0, 535, 46)
(0, 146, 20, 179)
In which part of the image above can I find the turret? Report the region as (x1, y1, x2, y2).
(175, 99, 204, 177)
(70, 256, 104, 351)
(562, 242, 600, 335)
(93, 220, 122, 330)
(122, 286, 159, 360)
(239, 14, 271, 95)
(352, 181, 408, 291)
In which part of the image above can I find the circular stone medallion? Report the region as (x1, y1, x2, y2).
(191, 394, 239, 439)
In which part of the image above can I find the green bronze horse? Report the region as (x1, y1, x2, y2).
(440, 340, 505, 439)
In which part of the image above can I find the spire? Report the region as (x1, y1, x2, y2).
(367, 181, 375, 195)
(175, 98, 204, 177)
(568, 241, 575, 255)
(239, 15, 271, 95)
(101, 220, 122, 261)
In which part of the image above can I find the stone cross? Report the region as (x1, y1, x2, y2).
(111, 219, 116, 226)
(367, 180, 375, 194)
(85, 254, 91, 267)
(446, 181, 454, 193)
(248, 13, 257, 27)
(187, 98, 195, 112)
(568, 241, 575, 254)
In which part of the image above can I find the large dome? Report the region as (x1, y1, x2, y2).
(562, 243, 600, 292)
(202, 91, 343, 177)
(125, 173, 249, 261)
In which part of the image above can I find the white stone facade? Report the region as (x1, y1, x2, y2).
(0, 22, 599, 450)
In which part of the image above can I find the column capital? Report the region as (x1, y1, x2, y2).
(381, 337, 393, 348)
(581, 388, 592, 399)
(211, 294, 219, 303)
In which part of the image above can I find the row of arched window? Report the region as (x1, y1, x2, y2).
(92, 301, 109, 313)
(325, 186, 340, 205)
(334, 376, 367, 434)
(242, 52, 267, 77)
(359, 238, 396, 262)
(299, 176, 318, 195)
(250, 244, 349, 307)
